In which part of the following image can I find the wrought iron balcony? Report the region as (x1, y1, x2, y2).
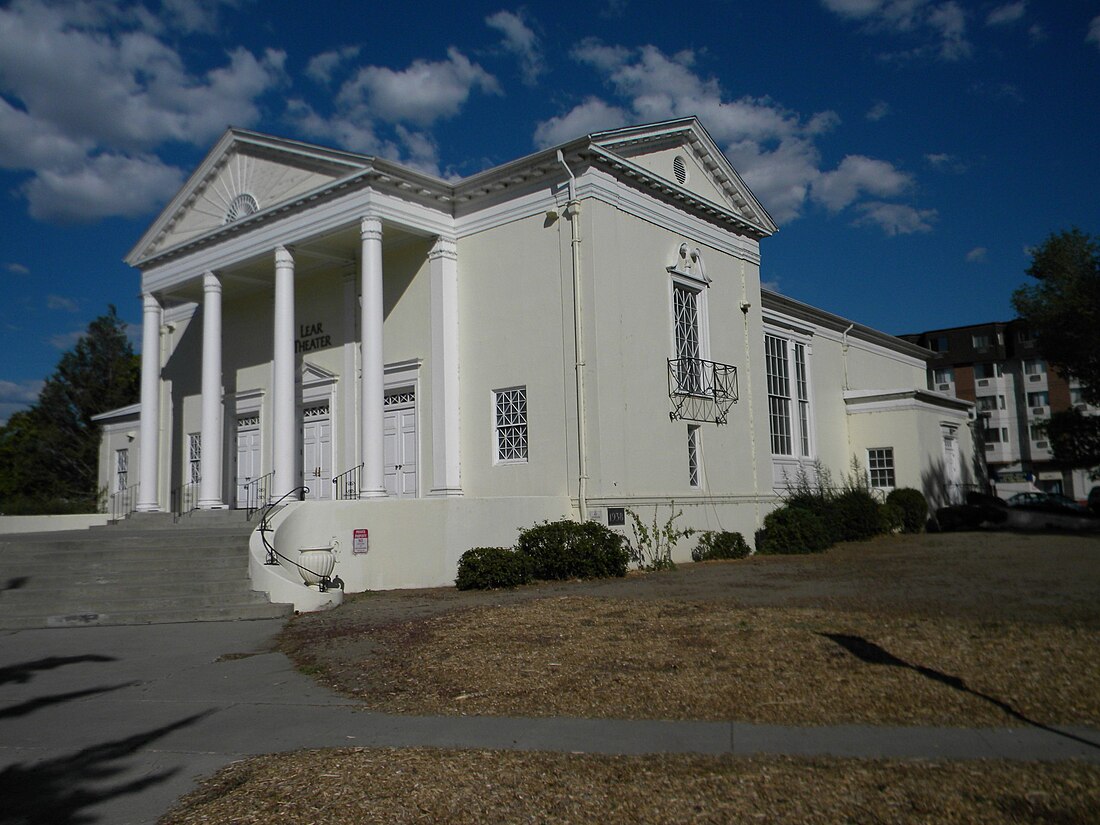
(668, 357, 738, 424)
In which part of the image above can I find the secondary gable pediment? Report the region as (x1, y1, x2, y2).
(128, 130, 372, 266)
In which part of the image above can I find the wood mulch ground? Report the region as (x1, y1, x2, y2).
(161, 532, 1100, 824)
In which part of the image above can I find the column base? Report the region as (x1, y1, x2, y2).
(198, 501, 228, 510)
(135, 503, 161, 513)
(429, 487, 464, 497)
(358, 488, 388, 499)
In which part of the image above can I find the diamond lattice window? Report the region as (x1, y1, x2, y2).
(494, 387, 528, 462)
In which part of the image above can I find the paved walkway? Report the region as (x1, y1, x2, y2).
(1, 620, 1098, 824)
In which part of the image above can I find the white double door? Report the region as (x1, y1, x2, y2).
(383, 393, 418, 497)
(235, 421, 261, 508)
(302, 405, 333, 501)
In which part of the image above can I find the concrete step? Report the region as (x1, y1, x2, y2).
(1, 577, 262, 601)
(0, 588, 277, 615)
(0, 602, 294, 630)
(2, 540, 250, 561)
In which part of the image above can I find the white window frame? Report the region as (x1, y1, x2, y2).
(933, 366, 954, 385)
(668, 270, 711, 396)
(764, 329, 814, 460)
(188, 432, 201, 485)
(867, 447, 895, 490)
(1024, 358, 1046, 375)
(493, 386, 529, 464)
(115, 448, 129, 494)
(1027, 390, 1049, 407)
(687, 425, 701, 488)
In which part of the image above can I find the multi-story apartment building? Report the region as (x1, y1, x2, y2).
(901, 321, 1097, 499)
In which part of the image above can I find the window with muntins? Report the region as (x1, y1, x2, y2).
(115, 448, 128, 492)
(867, 448, 895, 489)
(188, 433, 201, 484)
(673, 282, 702, 394)
(765, 333, 813, 458)
(687, 425, 701, 488)
(494, 387, 528, 463)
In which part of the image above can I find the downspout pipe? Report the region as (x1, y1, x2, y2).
(558, 149, 589, 522)
(842, 323, 854, 391)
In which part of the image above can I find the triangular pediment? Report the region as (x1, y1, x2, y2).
(590, 118, 777, 236)
(127, 129, 373, 266)
(301, 361, 338, 387)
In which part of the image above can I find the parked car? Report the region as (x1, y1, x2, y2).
(1006, 492, 1091, 515)
(1088, 487, 1100, 515)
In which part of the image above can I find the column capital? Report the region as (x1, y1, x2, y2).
(428, 236, 457, 262)
(202, 271, 222, 294)
(275, 245, 294, 266)
(142, 292, 161, 312)
(360, 214, 383, 242)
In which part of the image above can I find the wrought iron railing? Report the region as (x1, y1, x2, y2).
(109, 483, 139, 523)
(170, 481, 200, 522)
(256, 485, 343, 593)
(668, 357, 738, 424)
(332, 463, 364, 500)
(243, 471, 274, 521)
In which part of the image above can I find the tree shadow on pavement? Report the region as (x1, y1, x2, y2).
(0, 655, 116, 685)
(0, 682, 138, 720)
(820, 632, 1100, 752)
(1, 577, 29, 593)
(0, 710, 214, 825)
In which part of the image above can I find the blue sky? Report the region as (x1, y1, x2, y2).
(2, 0, 1099, 422)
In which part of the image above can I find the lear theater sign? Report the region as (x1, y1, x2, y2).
(296, 321, 332, 354)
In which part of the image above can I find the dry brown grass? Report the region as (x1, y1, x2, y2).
(159, 748, 1100, 825)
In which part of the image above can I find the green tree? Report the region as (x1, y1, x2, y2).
(0, 307, 139, 514)
(1013, 229, 1100, 477)
(1012, 228, 1100, 403)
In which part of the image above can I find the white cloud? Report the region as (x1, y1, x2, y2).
(542, 42, 927, 232)
(1088, 15, 1100, 50)
(337, 47, 500, 127)
(47, 294, 79, 312)
(924, 152, 966, 172)
(0, 378, 43, 424)
(965, 246, 987, 262)
(0, 0, 283, 222)
(986, 2, 1025, 26)
(854, 201, 937, 235)
(533, 97, 629, 148)
(49, 330, 84, 351)
(486, 9, 544, 85)
(811, 155, 912, 212)
(821, 0, 972, 61)
(306, 46, 361, 85)
(4, 262, 29, 275)
(865, 100, 890, 121)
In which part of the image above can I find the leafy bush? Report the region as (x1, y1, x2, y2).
(692, 530, 751, 561)
(831, 488, 886, 542)
(880, 501, 905, 533)
(455, 547, 531, 590)
(756, 506, 831, 555)
(886, 488, 928, 533)
(516, 520, 628, 580)
(626, 507, 695, 571)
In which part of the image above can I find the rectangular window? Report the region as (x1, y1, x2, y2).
(867, 448, 895, 490)
(986, 427, 1010, 444)
(972, 333, 991, 349)
(1018, 327, 1035, 342)
(494, 387, 528, 463)
(974, 362, 1003, 379)
(115, 448, 129, 492)
(976, 396, 998, 412)
(687, 425, 701, 488)
(1024, 359, 1046, 375)
(933, 367, 954, 384)
(765, 334, 792, 456)
(928, 335, 948, 352)
(1028, 391, 1049, 407)
(1029, 424, 1046, 441)
(672, 283, 702, 394)
(794, 343, 810, 457)
(188, 433, 201, 484)
(1071, 388, 1087, 405)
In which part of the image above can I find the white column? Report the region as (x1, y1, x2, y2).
(341, 271, 359, 475)
(198, 272, 225, 508)
(273, 246, 298, 501)
(136, 293, 162, 512)
(359, 214, 386, 498)
(429, 236, 462, 496)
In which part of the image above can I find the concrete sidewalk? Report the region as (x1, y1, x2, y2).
(1, 621, 1098, 825)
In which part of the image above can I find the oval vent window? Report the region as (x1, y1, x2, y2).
(672, 155, 688, 185)
(225, 193, 259, 224)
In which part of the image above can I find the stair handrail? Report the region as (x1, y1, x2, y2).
(244, 471, 274, 521)
(170, 481, 200, 522)
(332, 463, 364, 500)
(109, 483, 140, 523)
(256, 485, 344, 592)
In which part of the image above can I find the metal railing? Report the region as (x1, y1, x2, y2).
(332, 464, 364, 500)
(243, 471, 274, 521)
(170, 481, 200, 522)
(256, 485, 343, 593)
(109, 483, 139, 523)
(668, 357, 739, 424)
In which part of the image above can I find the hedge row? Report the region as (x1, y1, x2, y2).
(456, 519, 628, 590)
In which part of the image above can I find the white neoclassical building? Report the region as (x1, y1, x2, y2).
(96, 117, 976, 605)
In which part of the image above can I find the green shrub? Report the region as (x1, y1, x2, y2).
(516, 520, 628, 580)
(455, 547, 531, 590)
(886, 488, 929, 533)
(880, 501, 905, 533)
(831, 488, 886, 542)
(756, 506, 831, 555)
(692, 530, 751, 561)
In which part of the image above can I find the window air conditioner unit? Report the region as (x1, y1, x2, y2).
(1076, 403, 1088, 411)
(1032, 406, 1046, 415)
(977, 379, 989, 387)
(1029, 374, 1041, 382)
(1036, 441, 1049, 449)
(938, 383, 950, 391)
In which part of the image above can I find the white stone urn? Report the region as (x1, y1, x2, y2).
(297, 547, 336, 587)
